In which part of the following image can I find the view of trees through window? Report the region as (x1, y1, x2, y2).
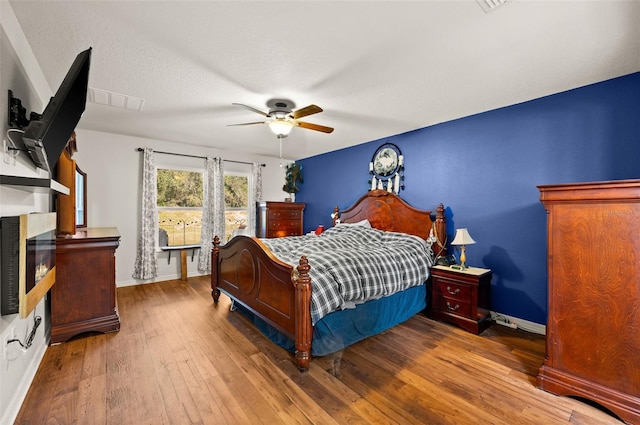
(157, 169, 249, 246)
(224, 174, 249, 240)
(157, 169, 203, 246)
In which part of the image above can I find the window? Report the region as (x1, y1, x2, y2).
(224, 173, 249, 240)
(156, 168, 250, 246)
(75, 165, 87, 228)
(157, 168, 203, 247)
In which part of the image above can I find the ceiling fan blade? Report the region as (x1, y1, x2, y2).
(227, 121, 266, 127)
(296, 121, 334, 134)
(291, 104, 323, 119)
(232, 103, 270, 117)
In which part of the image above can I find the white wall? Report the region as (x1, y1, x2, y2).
(1, 2, 290, 422)
(73, 129, 289, 286)
(1, 4, 54, 424)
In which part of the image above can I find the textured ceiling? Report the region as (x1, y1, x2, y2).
(8, 1, 640, 160)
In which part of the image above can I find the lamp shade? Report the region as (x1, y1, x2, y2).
(268, 119, 293, 137)
(451, 228, 476, 246)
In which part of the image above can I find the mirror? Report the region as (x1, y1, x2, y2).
(75, 165, 87, 228)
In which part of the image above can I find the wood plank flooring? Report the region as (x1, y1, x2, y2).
(14, 276, 624, 424)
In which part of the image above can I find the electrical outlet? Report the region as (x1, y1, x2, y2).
(3, 139, 17, 165)
(3, 139, 10, 164)
(495, 319, 518, 329)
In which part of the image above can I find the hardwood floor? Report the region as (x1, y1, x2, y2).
(14, 276, 624, 425)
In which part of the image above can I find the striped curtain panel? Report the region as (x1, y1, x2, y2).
(198, 157, 225, 272)
(248, 162, 263, 236)
(132, 147, 158, 280)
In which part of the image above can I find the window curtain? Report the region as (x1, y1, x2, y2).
(248, 162, 263, 236)
(133, 147, 158, 280)
(198, 157, 225, 272)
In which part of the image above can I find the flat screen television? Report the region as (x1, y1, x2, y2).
(0, 213, 56, 318)
(22, 47, 92, 172)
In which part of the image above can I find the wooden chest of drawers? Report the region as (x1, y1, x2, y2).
(537, 180, 640, 424)
(429, 265, 492, 334)
(52, 227, 121, 344)
(256, 201, 305, 238)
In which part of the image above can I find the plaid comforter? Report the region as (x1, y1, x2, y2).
(261, 225, 434, 325)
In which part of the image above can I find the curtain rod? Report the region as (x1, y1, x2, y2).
(136, 148, 266, 167)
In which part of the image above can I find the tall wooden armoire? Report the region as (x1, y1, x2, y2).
(537, 179, 640, 424)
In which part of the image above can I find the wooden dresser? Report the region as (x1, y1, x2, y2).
(256, 201, 305, 238)
(537, 180, 640, 424)
(51, 227, 121, 344)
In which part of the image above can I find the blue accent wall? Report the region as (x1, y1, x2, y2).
(296, 72, 640, 325)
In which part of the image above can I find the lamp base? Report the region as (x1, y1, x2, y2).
(459, 245, 468, 269)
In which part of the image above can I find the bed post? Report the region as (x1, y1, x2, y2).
(293, 256, 312, 372)
(332, 205, 340, 226)
(211, 235, 221, 302)
(434, 203, 447, 258)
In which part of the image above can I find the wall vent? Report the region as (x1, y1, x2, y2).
(89, 87, 145, 111)
(477, 0, 509, 13)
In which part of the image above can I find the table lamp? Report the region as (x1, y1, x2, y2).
(451, 228, 476, 269)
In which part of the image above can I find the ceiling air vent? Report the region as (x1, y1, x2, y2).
(89, 87, 145, 111)
(477, 0, 509, 13)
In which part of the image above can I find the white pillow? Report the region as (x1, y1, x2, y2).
(337, 219, 372, 228)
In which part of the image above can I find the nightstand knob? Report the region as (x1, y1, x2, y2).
(446, 286, 460, 295)
(446, 301, 460, 311)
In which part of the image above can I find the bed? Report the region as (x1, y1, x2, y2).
(211, 190, 446, 371)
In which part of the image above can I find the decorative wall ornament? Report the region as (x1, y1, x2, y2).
(368, 142, 404, 194)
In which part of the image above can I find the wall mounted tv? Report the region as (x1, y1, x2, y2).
(21, 47, 92, 173)
(0, 213, 56, 318)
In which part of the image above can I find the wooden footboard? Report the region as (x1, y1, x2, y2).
(211, 235, 313, 371)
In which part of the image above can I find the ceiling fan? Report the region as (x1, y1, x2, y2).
(228, 99, 334, 138)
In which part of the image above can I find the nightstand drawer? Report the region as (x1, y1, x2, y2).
(437, 297, 472, 318)
(436, 280, 470, 301)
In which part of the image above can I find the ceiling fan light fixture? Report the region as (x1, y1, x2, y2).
(230, 101, 333, 136)
(269, 119, 294, 137)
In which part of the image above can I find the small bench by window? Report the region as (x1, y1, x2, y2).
(160, 244, 200, 281)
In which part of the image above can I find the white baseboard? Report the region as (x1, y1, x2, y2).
(117, 271, 209, 287)
(490, 311, 546, 335)
(2, 337, 48, 425)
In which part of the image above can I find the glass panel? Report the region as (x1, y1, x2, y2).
(225, 210, 248, 240)
(158, 208, 202, 246)
(157, 169, 203, 247)
(224, 175, 248, 208)
(157, 169, 203, 208)
(75, 165, 87, 228)
(224, 174, 249, 240)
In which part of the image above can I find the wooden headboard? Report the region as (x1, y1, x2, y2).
(332, 190, 446, 256)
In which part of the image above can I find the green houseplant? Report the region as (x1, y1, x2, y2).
(282, 163, 303, 201)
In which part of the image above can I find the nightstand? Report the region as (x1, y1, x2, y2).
(429, 265, 492, 334)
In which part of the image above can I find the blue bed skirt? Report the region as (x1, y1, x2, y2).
(234, 283, 428, 357)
